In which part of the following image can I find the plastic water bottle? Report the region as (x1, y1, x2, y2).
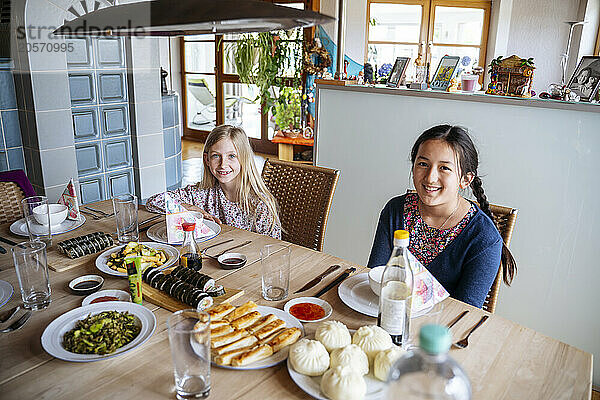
(377, 229, 414, 347)
(385, 324, 472, 400)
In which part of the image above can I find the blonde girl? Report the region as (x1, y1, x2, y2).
(146, 125, 281, 238)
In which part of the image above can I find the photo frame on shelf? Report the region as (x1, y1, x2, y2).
(566, 56, 600, 102)
(431, 55, 460, 91)
(386, 57, 410, 88)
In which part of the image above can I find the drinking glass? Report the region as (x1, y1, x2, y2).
(261, 244, 291, 301)
(12, 241, 51, 310)
(112, 194, 139, 244)
(21, 196, 52, 246)
(167, 310, 211, 400)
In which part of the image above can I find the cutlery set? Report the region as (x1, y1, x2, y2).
(0, 306, 31, 333)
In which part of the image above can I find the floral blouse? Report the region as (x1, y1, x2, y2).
(403, 193, 475, 266)
(145, 185, 281, 239)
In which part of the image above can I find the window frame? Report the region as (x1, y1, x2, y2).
(595, 22, 600, 56)
(180, 0, 317, 155)
(365, 0, 491, 81)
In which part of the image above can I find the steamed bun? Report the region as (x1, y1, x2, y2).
(320, 365, 366, 400)
(289, 338, 330, 376)
(315, 321, 351, 352)
(329, 344, 369, 375)
(373, 346, 405, 381)
(352, 325, 393, 365)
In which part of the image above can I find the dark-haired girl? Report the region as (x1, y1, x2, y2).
(367, 125, 516, 308)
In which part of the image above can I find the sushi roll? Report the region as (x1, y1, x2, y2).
(152, 274, 167, 290)
(195, 292, 213, 310)
(198, 274, 216, 292)
(143, 266, 158, 282)
(207, 285, 225, 297)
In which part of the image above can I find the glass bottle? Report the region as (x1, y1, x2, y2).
(385, 324, 472, 400)
(377, 229, 414, 347)
(180, 222, 202, 271)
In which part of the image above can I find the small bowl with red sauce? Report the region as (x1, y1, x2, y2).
(284, 297, 333, 323)
(217, 252, 247, 270)
(68, 274, 104, 296)
(82, 289, 131, 306)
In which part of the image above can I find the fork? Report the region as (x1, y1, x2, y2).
(81, 210, 101, 220)
(0, 310, 32, 333)
(452, 315, 488, 349)
(0, 305, 20, 323)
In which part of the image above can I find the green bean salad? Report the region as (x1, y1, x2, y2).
(62, 311, 141, 355)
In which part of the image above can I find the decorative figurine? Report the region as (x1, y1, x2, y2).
(486, 55, 535, 97)
(364, 63, 374, 84)
(161, 68, 168, 94)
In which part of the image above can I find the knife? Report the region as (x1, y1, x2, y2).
(84, 206, 111, 217)
(0, 310, 32, 333)
(0, 245, 5, 254)
(206, 240, 252, 259)
(200, 238, 234, 253)
(0, 305, 20, 323)
(0, 236, 18, 246)
(294, 265, 341, 293)
(314, 267, 356, 298)
(139, 214, 163, 226)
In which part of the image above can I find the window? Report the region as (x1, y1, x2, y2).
(181, 0, 314, 154)
(595, 22, 600, 56)
(366, 0, 490, 81)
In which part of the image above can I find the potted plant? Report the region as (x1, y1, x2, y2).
(273, 87, 302, 137)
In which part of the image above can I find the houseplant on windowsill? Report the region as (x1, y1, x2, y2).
(273, 87, 302, 138)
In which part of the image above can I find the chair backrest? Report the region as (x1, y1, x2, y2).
(0, 181, 25, 223)
(261, 159, 340, 251)
(187, 78, 216, 106)
(482, 203, 518, 313)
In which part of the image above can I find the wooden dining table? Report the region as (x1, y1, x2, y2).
(0, 200, 593, 399)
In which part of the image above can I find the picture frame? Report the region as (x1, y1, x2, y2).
(431, 55, 460, 91)
(566, 56, 600, 102)
(386, 57, 410, 88)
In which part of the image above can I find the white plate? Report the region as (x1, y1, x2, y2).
(286, 332, 387, 400)
(82, 289, 131, 306)
(146, 219, 221, 245)
(208, 305, 304, 370)
(41, 301, 156, 362)
(0, 280, 13, 308)
(10, 216, 86, 237)
(95, 242, 180, 277)
(284, 297, 332, 323)
(338, 273, 431, 318)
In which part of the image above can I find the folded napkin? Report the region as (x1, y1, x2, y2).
(58, 179, 81, 220)
(406, 250, 449, 314)
(164, 193, 216, 244)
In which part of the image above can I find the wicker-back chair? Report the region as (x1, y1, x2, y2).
(261, 159, 340, 251)
(0, 181, 26, 223)
(482, 203, 518, 313)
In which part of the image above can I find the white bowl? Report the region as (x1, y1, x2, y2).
(82, 289, 131, 306)
(368, 266, 386, 296)
(33, 204, 68, 226)
(284, 296, 332, 323)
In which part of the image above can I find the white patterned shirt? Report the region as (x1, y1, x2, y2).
(146, 185, 281, 239)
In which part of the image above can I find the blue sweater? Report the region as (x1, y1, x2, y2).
(367, 195, 502, 308)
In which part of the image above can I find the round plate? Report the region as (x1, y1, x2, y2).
(208, 305, 304, 370)
(10, 215, 86, 237)
(146, 219, 221, 245)
(286, 332, 387, 400)
(338, 273, 432, 318)
(95, 242, 180, 277)
(0, 279, 13, 308)
(41, 301, 156, 362)
(284, 297, 332, 323)
(82, 289, 131, 306)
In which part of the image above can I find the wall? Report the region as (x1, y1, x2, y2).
(315, 85, 600, 386)
(0, 59, 24, 172)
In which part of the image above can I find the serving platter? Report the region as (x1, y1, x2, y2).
(207, 305, 304, 370)
(10, 215, 86, 236)
(146, 220, 221, 245)
(286, 332, 387, 400)
(41, 301, 156, 362)
(95, 242, 179, 277)
(0, 279, 13, 308)
(338, 273, 432, 318)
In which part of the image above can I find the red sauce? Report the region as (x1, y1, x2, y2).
(289, 302, 325, 321)
(90, 296, 119, 304)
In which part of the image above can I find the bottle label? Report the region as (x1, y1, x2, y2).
(380, 282, 410, 335)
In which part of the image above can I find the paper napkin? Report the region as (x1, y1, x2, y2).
(406, 250, 449, 314)
(164, 193, 216, 244)
(58, 179, 81, 220)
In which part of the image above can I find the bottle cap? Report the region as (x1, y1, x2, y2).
(182, 222, 196, 232)
(394, 230, 409, 240)
(419, 324, 451, 354)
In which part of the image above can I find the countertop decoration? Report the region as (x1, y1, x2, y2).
(486, 55, 535, 98)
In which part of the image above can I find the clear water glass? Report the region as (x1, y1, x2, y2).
(21, 196, 52, 246)
(167, 310, 211, 400)
(261, 244, 291, 301)
(12, 241, 51, 310)
(112, 194, 139, 244)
